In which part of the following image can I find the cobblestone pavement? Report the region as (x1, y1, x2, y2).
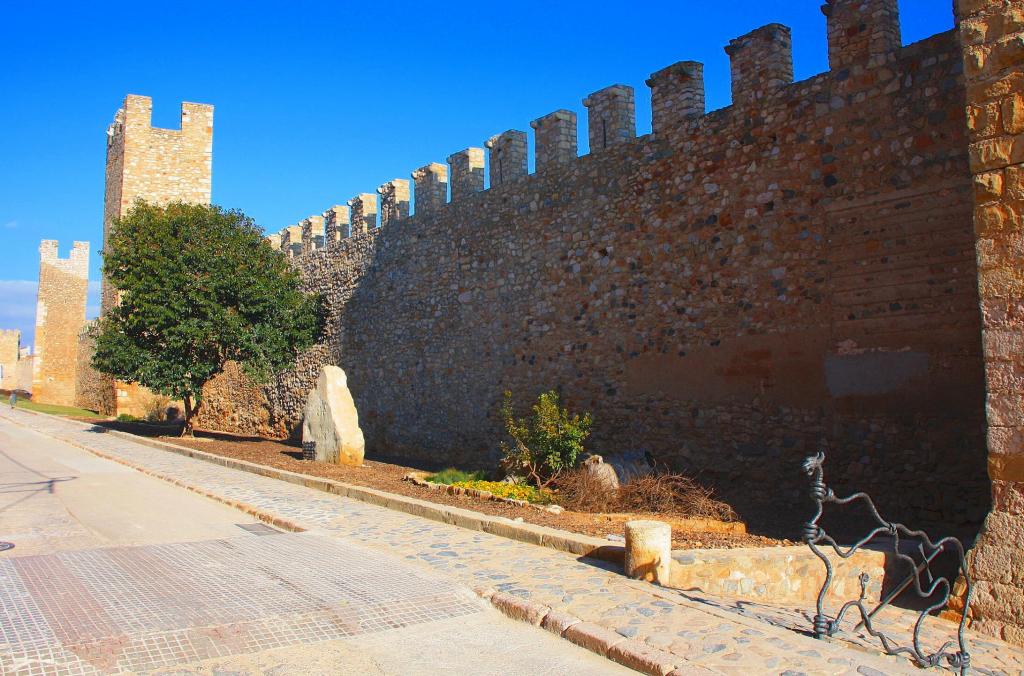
(0, 413, 628, 676)
(4, 408, 1023, 675)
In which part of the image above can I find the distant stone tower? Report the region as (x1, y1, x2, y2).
(32, 241, 89, 407)
(0, 329, 20, 392)
(101, 94, 213, 415)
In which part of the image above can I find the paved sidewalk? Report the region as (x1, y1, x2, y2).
(4, 408, 1022, 675)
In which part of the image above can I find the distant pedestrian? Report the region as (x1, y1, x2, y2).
(8, 391, 16, 409)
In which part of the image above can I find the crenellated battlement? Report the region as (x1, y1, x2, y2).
(39, 240, 89, 278)
(531, 110, 577, 170)
(725, 24, 794, 108)
(280, 225, 303, 257)
(583, 85, 636, 152)
(378, 179, 410, 225)
(647, 61, 705, 135)
(269, 5, 942, 258)
(485, 131, 528, 187)
(349, 193, 378, 235)
(822, 0, 901, 70)
(324, 205, 350, 242)
(447, 148, 485, 201)
(107, 95, 214, 148)
(301, 215, 325, 252)
(411, 163, 448, 216)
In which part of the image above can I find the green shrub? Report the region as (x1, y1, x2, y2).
(425, 467, 488, 485)
(500, 390, 593, 489)
(116, 413, 140, 422)
(452, 480, 553, 504)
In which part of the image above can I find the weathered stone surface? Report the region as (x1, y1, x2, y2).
(489, 591, 549, 626)
(625, 520, 672, 583)
(0, 329, 21, 392)
(301, 366, 364, 466)
(203, 10, 993, 543)
(581, 455, 620, 491)
(956, 0, 1024, 647)
(669, 545, 886, 604)
(33, 240, 89, 408)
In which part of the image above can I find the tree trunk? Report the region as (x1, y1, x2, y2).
(182, 395, 199, 437)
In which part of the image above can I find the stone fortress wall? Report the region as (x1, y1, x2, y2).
(202, 0, 994, 538)
(951, 0, 1024, 647)
(32, 240, 89, 408)
(99, 94, 214, 416)
(0, 330, 20, 391)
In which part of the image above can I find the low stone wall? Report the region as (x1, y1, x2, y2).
(668, 546, 887, 605)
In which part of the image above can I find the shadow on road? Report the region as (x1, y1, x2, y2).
(0, 448, 78, 514)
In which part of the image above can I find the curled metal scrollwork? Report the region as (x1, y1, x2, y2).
(802, 452, 972, 674)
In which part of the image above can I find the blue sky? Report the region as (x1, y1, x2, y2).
(0, 1, 953, 347)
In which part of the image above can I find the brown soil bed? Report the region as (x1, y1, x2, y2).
(90, 421, 792, 550)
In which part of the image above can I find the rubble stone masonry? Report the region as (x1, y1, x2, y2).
(199, 2, 1024, 639)
(32, 241, 89, 408)
(205, 2, 985, 527)
(954, 0, 1024, 647)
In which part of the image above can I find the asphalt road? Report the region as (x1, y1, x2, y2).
(0, 416, 630, 675)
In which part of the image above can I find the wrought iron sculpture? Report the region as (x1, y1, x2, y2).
(801, 451, 972, 674)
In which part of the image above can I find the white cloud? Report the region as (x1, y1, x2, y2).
(0, 279, 102, 349)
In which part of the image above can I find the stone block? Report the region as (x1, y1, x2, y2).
(1003, 92, 1024, 134)
(625, 520, 671, 583)
(606, 640, 678, 676)
(489, 591, 549, 625)
(540, 609, 581, 636)
(562, 621, 626, 656)
(301, 365, 365, 466)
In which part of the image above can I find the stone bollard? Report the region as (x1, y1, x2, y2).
(624, 520, 672, 584)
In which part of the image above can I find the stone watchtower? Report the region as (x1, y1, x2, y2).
(32, 241, 89, 407)
(100, 94, 214, 415)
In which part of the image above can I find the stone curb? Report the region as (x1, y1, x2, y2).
(472, 585, 703, 675)
(8, 409, 624, 564)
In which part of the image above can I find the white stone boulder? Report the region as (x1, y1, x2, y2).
(301, 365, 365, 466)
(582, 454, 621, 491)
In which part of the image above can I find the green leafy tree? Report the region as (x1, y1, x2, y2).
(93, 200, 324, 436)
(500, 390, 593, 488)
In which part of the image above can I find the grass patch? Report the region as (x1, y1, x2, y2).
(425, 467, 488, 485)
(14, 399, 107, 419)
(453, 480, 554, 504)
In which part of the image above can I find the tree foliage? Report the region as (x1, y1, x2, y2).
(93, 200, 323, 434)
(500, 390, 593, 488)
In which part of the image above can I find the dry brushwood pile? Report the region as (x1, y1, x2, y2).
(556, 468, 738, 522)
